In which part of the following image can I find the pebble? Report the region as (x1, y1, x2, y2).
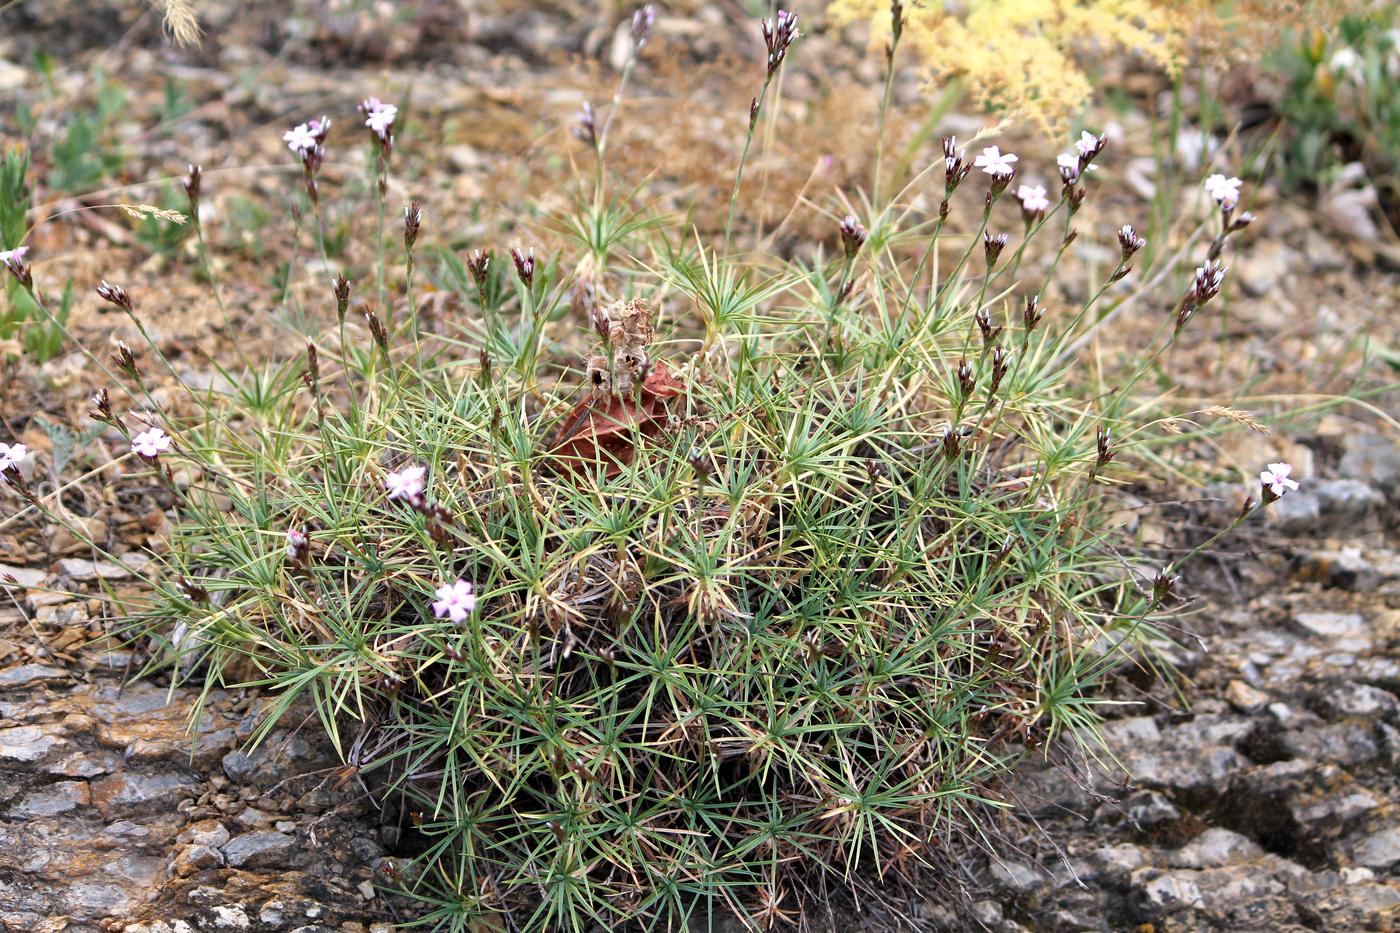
(57, 556, 147, 581)
(1169, 828, 1263, 869)
(1292, 611, 1365, 638)
(1350, 827, 1400, 870)
(1338, 434, 1400, 491)
(222, 830, 296, 869)
(0, 564, 47, 589)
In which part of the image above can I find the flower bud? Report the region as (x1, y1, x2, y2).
(839, 215, 868, 259)
(403, 201, 423, 251)
(96, 280, 133, 314)
(510, 247, 535, 288)
(983, 231, 1008, 268)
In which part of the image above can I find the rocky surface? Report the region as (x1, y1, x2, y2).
(0, 638, 399, 931)
(964, 431, 1400, 932)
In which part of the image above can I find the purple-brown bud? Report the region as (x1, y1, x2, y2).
(956, 358, 975, 398)
(983, 231, 1008, 268)
(332, 273, 350, 322)
(1151, 569, 1178, 606)
(510, 247, 535, 287)
(761, 10, 799, 78)
(572, 102, 598, 148)
(183, 164, 202, 214)
(976, 307, 1003, 345)
(989, 346, 1009, 395)
(365, 310, 389, 355)
(839, 215, 867, 259)
(403, 201, 423, 251)
(113, 342, 139, 379)
(96, 280, 133, 314)
(1023, 293, 1044, 333)
(632, 4, 656, 49)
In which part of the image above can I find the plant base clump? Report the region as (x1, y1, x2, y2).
(0, 7, 1303, 931)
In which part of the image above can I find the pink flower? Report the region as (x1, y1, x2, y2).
(973, 146, 1018, 178)
(432, 579, 477, 623)
(1016, 184, 1050, 213)
(1074, 130, 1105, 158)
(0, 246, 29, 267)
(286, 527, 309, 560)
(1205, 173, 1242, 208)
(131, 427, 172, 459)
(1259, 462, 1299, 498)
(360, 98, 398, 142)
(0, 442, 26, 472)
(384, 464, 427, 500)
(283, 123, 318, 156)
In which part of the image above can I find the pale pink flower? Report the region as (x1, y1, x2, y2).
(1205, 173, 1242, 208)
(1016, 184, 1050, 213)
(432, 578, 477, 623)
(1074, 130, 1105, 158)
(1259, 462, 1300, 498)
(0, 246, 29, 267)
(973, 146, 1018, 178)
(283, 123, 318, 156)
(384, 464, 427, 500)
(361, 98, 398, 142)
(131, 427, 172, 459)
(1057, 151, 1099, 181)
(286, 527, 309, 560)
(0, 442, 26, 472)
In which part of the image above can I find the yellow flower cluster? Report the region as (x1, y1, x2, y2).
(827, 0, 1358, 133)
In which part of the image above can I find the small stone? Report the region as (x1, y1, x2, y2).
(1135, 869, 1206, 913)
(1118, 790, 1180, 828)
(0, 663, 69, 688)
(1350, 827, 1400, 869)
(8, 780, 89, 818)
(90, 770, 198, 819)
(57, 557, 144, 581)
(969, 899, 1004, 926)
(1313, 479, 1385, 520)
(1292, 612, 1366, 638)
(1092, 844, 1148, 883)
(46, 750, 117, 778)
(1339, 434, 1400, 491)
(222, 830, 296, 869)
(232, 806, 275, 829)
(1270, 490, 1321, 533)
(989, 858, 1045, 894)
(1169, 828, 1262, 868)
(0, 564, 46, 589)
(1320, 683, 1399, 721)
(1237, 241, 1294, 297)
(209, 904, 251, 930)
(1304, 228, 1348, 272)
(172, 843, 225, 877)
(178, 819, 231, 848)
(1225, 680, 1270, 712)
(0, 725, 62, 764)
(1296, 788, 1381, 828)
(357, 880, 375, 900)
(1341, 866, 1375, 884)
(1295, 549, 1384, 592)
